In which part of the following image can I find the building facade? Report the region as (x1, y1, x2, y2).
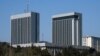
(11, 12, 39, 45)
(82, 36, 100, 51)
(52, 12, 82, 46)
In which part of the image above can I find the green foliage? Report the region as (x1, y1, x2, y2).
(96, 52, 100, 56)
(41, 49, 51, 56)
(62, 46, 80, 56)
(0, 42, 100, 56)
(15, 46, 21, 53)
(0, 42, 51, 56)
(61, 46, 100, 56)
(0, 46, 3, 56)
(55, 51, 62, 56)
(88, 48, 96, 54)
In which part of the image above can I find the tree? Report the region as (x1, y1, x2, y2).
(96, 52, 100, 56)
(62, 46, 80, 56)
(81, 49, 89, 56)
(15, 45, 21, 53)
(41, 49, 51, 56)
(55, 51, 62, 56)
(88, 48, 96, 54)
(31, 46, 42, 56)
(0, 46, 3, 56)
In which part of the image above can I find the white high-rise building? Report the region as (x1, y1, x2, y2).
(52, 12, 82, 46)
(11, 12, 39, 47)
(82, 36, 100, 51)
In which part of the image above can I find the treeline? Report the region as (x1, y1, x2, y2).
(0, 42, 51, 56)
(0, 42, 100, 56)
(56, 46, 100, 56)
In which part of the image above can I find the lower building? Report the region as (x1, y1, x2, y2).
(12, 41, 89, 56)
(82, 36, 100, 51)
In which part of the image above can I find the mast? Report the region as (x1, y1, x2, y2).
(26, 0, 30, 12)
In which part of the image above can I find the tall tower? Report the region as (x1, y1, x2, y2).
(52, 12, 82, 46)
(11, 12, 39, 46)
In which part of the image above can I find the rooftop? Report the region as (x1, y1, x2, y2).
(52, 12, 81, 18)
(11, 12, 38, 19)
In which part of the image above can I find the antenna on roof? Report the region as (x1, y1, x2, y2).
(26, 0, 30, 12)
